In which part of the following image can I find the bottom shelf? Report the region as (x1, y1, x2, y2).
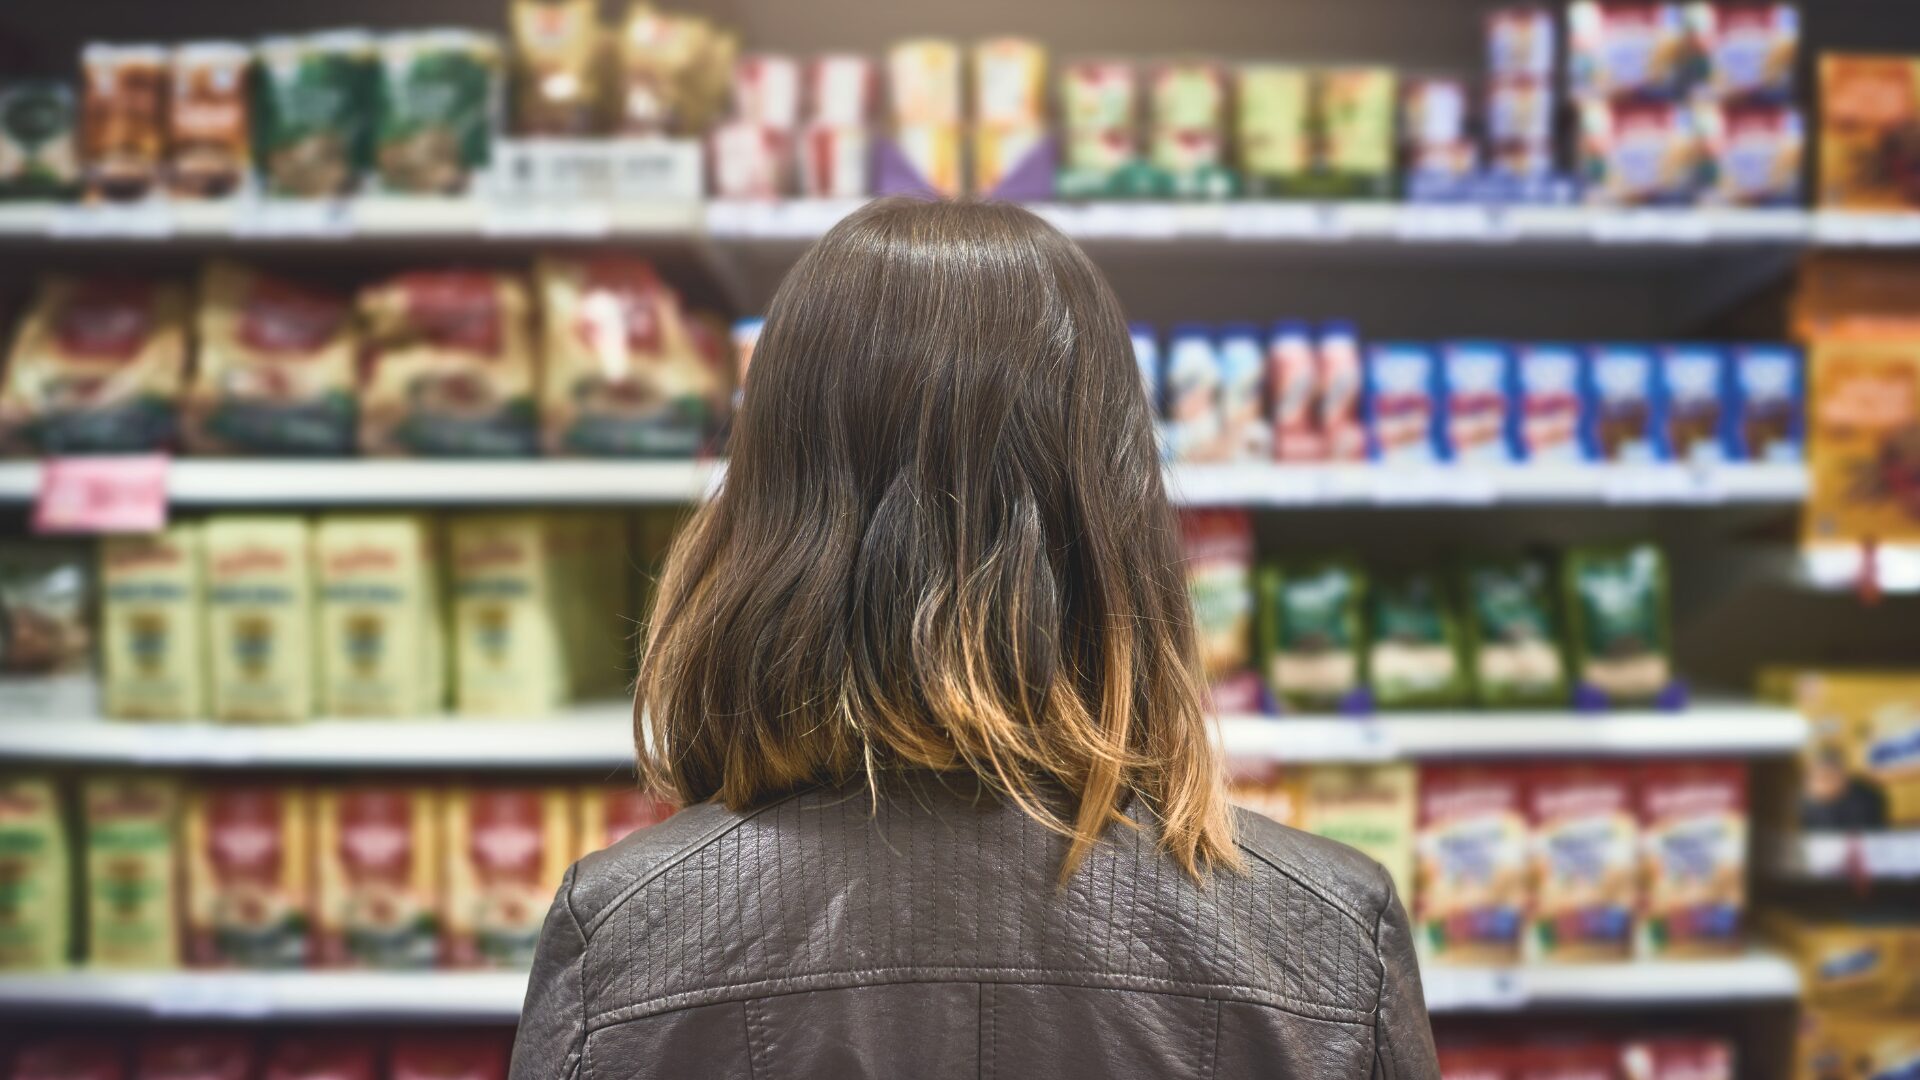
(0, 954, 1801, 1020)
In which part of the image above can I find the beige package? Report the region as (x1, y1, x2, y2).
(100, 525, 205, 720)
(444, 786, 574, 968)
(184, 784, 312, 968)
(449, 515, 566, 715)
(1301, 765, 1418, 907)
(82, 774, 180, 968)
(315, 515, 445, 717)
(187, 261, 357, 456)
(315, 785, 442, 968)
(356, 271, 538, 457)
(0, 776, 68, 970)
(0, 275, 189, 454)
(204, 516, 314, 723)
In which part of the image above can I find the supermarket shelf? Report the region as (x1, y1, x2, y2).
(0, 704, 1807, 769)
(0, 955, 1799, 1019)
(0, 198, 704, 241)
(1772, 830, 1920, 882)
(0, 460, 1805, 509)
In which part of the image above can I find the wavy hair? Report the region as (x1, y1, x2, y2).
(635, 198, 1238, 879)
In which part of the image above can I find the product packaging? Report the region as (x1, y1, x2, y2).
(1365, 343, 1444, 464)
(204, 516, 314, 724)
(1152, 60, 1231, 197)
(315, 785, 442, 968)
(0, 542, 94, 717)
(0, 276, 189, 455)
(509, 0, 605, 136)
(1460, 556, 1567, 707)
(81, 43, 168, 202)
(358, 270, 537, 457)
(11, 1039, 124, 1080)
(1729, 344, 1802, 462)
(168, 42, 252, 199)
(1568, 2, 1693, 100)
(1587, 344, 1664, 462)
(185, 784, 313, 967)
(710, 120, 790, 198)
(1657, 344, 1730, 464)
(1182, 510, 1256, 692)
(262, 1036, 378, 1080)
(1416, 765, 1530, 964)
(1320, 67, 1398, 198)
(443, 786, 574, 968)
(1441, 342, 1516, 464)
(578, 786, 677, 855)
(1763, 908, 1920, 1013)
(885, 40, 962, 194)
(1241, 66, 1394, 199)
(1622, 1039, 1735, 1080)
(1637, 761, 1746, 957)
(0, 82, 80, 200)
(1526, 765, 1637, 962)
(1230, 767, 1302, 829)
(617, 5, 735, 137)
(1401, 78, 1478, 191)
(83, 775, 181, 969)
(1270, 321, 1322, 462)
(390, 1033, 512, 1080)
(137, 1032, 256, 1080)
(1818, 56, 1920, 210)
(1578, 100, 1705, 205)
(799, 54, 873, 197)
(1781, 670, 1920, 830)
(315, 515, 444, 717)
(1485, 76, 1556, 148)
(100, 526, 205, 721)
(1563, 544, 1672, 705)
(1796, 1009, 1920, 1080)
(254, 31, 374, 199)
(1697, 102, 1802, 206)
(1369, 572, 1468, 709)
(1319, 323, 1367, 462)
(1236, 64, 1309, 196)
(1164, 324, 1224, 463)
(1257, 559, 1367, 712)
(448, 514, 566, 715)
(1487, 6, 1557, 79)
(188, 262, 358, 456)
(890, 123, 963, 196)
(1686, 2, 1797, 103)
(1512, 345, 1591, 462)
(372, 30, 501, 196)
(1217, 324, 1269, 462)
(1059, 60, 1136, 195)
(0, 776, 68, 970)
(1302, 765, 1418, 904)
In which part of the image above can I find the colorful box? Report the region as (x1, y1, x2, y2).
(1658, 344, 1732, 464)
(1527, 765, 1637, 962)
(1441, 342, 1517, 464)
(1512, 345, 1592, 462)
(1587, 345, 1664, 462)
(1417, 765, 1530, 964)
(1637, 761, 1747, 957)
(1730, 344, 1802, 462)
(1366, 343, 1444, 464)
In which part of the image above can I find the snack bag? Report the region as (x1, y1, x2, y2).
(0, 276, 189, 455)
(1659, 344, 1732, 464)
(204, 516, 314, 724)
(1369, 572, 1467, 709)
(1441, 342, 1516, 464)
(358, 270, 538, 457)
(443, 786, 574, 968)
(1164, 325, 1223, 462)
(1512, 345, 1591, 463)
(0, 542, 95, 718)
(372, 30, 501, 196)
(315, 515, 444, 717)
(81, 43, 168, 202)
(1568, 2, 1692, 100)
(1257, 559, 1366, 712)
(1218, 323, 1269, 462)
(1416, 765, 1529, 965)
(168, 42, 252, 199)
(1637, 761, 1746, 957)
(0, 81, 81, 200)
(83, 774, 181, 968)
(1729, 344, 1801, 462)
(1460, 557, 1567, 707)
(1181, 510, 1255, 687)
(1587, 345, 1664, 462)
(1320, 67, 1397, 196)
(1563, 544, 1672, 705)
(510, 0, 605, 136)
(1151, 60, 1230, 195)
(1059, 60, 1136, 194)
(1319, 323, 1367, 462)
(100, 526, 205, 721)
(390, 1033, 512, 1080)
(1365, 343, 1443, 464)
(536, 255, 725, 458)
(577, 786, 676, 855)
(1230, 767, 1303, 829)
(1579, 100, 1705, 206)
(1236, 65, 1310, 191)
(1686, 2, 1797, 103)
(618, 6, 736, 137)
(137, 1032, 255, 1080)
(449, 514, 565, 715)
(255, 31, 374, 198)
(315, 785, 441, 968)
(1301, 764, 1417, 904)
(184, 784, 313, 967)
(188, 262, 357, 456)
(1526, 765, 1637, 962)
(0, 776, 68, 970)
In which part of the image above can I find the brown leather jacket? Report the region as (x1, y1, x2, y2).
(509, 775, 1440, 1080)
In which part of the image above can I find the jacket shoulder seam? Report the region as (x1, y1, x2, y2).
(578, 792, 806, 939)
(1233, 835, 1377, 934)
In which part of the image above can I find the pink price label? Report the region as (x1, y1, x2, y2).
(34, 455, 170, 534)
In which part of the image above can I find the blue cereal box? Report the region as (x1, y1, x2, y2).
(1219, 322, 1271, 462)
(1511, 344, 1591, 463)
(1658, 344, 1732, 465)
(1165, 323, 1223, 463)
(1440, 341, 1516, 463)
(1730, 344, 1803, 462)
(1366, 343, 1444, 464)
(1586, 345, 1664, 462)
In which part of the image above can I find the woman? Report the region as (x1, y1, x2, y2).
(511, 199, 1438, 1080)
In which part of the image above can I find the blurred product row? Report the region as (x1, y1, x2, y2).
(0, 1030, 514, 1080)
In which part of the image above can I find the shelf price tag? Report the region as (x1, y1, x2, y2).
(34, 455, 169, 534)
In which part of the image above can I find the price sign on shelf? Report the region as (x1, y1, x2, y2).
(34, 455, 169, 534)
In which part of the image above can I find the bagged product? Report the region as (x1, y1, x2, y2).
(1526, 765, 1637, 962)
(188, 262, 357, 456)
(0, 276, 189, 455)
(315, 515, 444, 717)
(168, 42, 251, 199)
(1578, 100, 1706, 206)
(1658, 344, 1730, 464)
(1562, 544, 1672, 705)
(315, 785, 441, 968)
(1729, 344, 1801, 462)
(1180, 510, 1255, 688)
(204, 517, 314, 724)
(1365, 343, 1443, 464)
(81, 43, 168, 202)
(0, 776, 68, 970)
(1587, 345, 1663, 462)
(261, 1037, 377, 1080)
(1369, 572, 1467, 709)
(1416, 765, 1529, 964)
(0, 542, 95, 717)
(1229, 767, 1303, 829)
(184, 784, 312, 967)
(1460, 556, 1567, 707)
(1686, 2, 1797, 103)
(1236, 65, 1309, 193)
(1512, 345, 1591, 463)
(1058, 60, 1136, 195)
(1697, 102, 1802, 206)
(1441, 342, 1516, 464)
(536, 255, 726, 458)
(1569, 2, 1693, 100)
(358, 270, 538, 457)
(510, 0, 605, 136)
(449, 514, 565, 715)
(137, 1032, 255, 1080)
(1637, 761, 1746, 957)
(1257, 559, 1366, 712)
(0, 81, 81, 200)
(100, 526, 205, 721)
(390, 1033, 512, 1080)
(443, 786, 574, 967)
(1301, 764, 1417, 904)
(1151, 60, 1230, 196)
(372, 30, 501, 195)
(83, 774, 181, 968)
(578, 786, 676, 855)
(617, 6, 735, 137)
(1130, 323, 1161, 446)
(254, 31, 373, 199)
(1319, 67, 1397, 197)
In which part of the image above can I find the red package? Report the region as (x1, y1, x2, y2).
(1439, 1046, 1516, 1080)
(15, 1039, 128, 1080)
(390, 1033, 511, 1080)
(1416, 765, 1529, 964)
(1179, 509, 1255, 690)
(1636, 761, 1748, 957)
(1526, 764, 1638, 962)
(1517, 1043, 1623, 1080)
(262, 1037, 377, 1080)
(137, 1033, 254, 1080)
(1620, 1038, 1733, 1080)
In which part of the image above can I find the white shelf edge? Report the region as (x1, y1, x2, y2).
(1771, 829, 1920, 881)
(1420, 952, 1801, 1012)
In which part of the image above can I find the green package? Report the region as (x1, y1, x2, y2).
(255, 30, 375, 198)
(0, 82, 79, 201)
(1368, 572, 1467, 708)
(1563, 544, 1672, 705)
(1238, 66, 1395, 199)
(83, 775, 180, 969)
(1460, 557, 1567, 707)
(0, 776, 68, 970)
(372, 29, 500, 196)
(1257, 560, 1366, 711)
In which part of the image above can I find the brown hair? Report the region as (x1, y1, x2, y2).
(635, 198, 1239, 878)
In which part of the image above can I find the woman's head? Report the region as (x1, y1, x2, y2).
(637, 198, 1238, 877)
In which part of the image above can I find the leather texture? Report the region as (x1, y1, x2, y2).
(510, 774, 1440, 1080)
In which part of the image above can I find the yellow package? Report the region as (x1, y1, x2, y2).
(894, 123, 964, 197)
(888, 39, 962, 127)
(1764, 909, 1919, 1014)
(449, 514, 565, 715)
(1797, 1009, 1920, 1080)
(315, 515, 444, 717)
(444, 786, 574, 968)
(82, 774, 179, 969)
(577, 786, 675, 856)
(184, 784, 312, 968)
(315, 785, 441, 969)
(0, 276, 189, 454)
(1229, 767, 1303, 830)
(204, 516, 313, 723)
(100, 525, 204, 720)
(0, 776, 68, 970)
(1303, 765, 1417, 908)
(972, 38, 1046, 129)
(1786, 670, 1920, 829)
